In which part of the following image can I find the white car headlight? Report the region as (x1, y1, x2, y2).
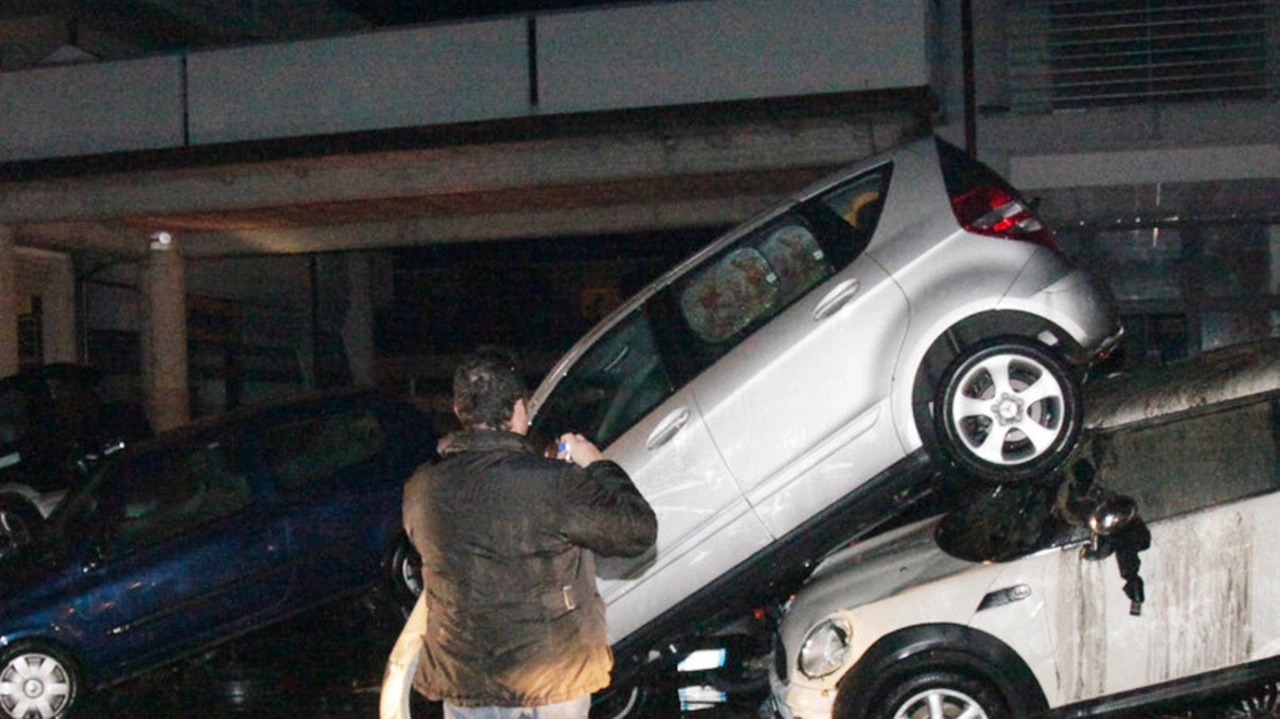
(798, 616, 851, 679)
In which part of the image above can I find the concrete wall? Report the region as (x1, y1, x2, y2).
(0, 56, 185, 161)
(537, 0, 928, 112)
(0, 0, 932, 162)
(186, 20, 532, 144)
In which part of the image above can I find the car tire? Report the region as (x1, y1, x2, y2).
(934, 337, 1081, 483)
(866, 670, 1010, 719)
(590, 676, 680, 719)
(0, 501, 40, 555)
(1208, 679, 1280, 718)
(0, 643, 80, 719)
(387, 534, 423, 611)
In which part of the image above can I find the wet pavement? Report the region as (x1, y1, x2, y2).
(75, 595, 769, 719)
(77, 596, 403, 719)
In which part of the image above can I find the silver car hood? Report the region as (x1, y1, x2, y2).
(793, 517, 973, 614)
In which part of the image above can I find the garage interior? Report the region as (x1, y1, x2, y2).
(0, 2, 1276, 717)
(0, 0, 1276, 433)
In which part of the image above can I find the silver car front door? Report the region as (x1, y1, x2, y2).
(592, 382, 774, 641)
(529, 307, 771, 641)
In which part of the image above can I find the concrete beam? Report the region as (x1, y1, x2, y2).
(1010, 143, 1280, 190)
(169, 191, 790, 257)
(0, 113, 909, 226)
(13, 220, 153, 258)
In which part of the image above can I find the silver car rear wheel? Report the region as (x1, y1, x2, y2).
(0, 646, 78, 719)
(935, 337, 1081, 483)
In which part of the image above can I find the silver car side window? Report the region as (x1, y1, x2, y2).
(676, 217, 834, 347)
(817, 169, 889, 253)
(533, 310, 674, 448)
(680, 246, 782, 344)
(758, 223, 832, 305)
(673, 165, 890, 352)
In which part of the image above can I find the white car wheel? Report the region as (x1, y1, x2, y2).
(0, 647, 78, 719)
(866, 671, 1009, 719)
(935, 337, 1081, 483)
(589, 676, 679, 719)
(892, 687, 990, 719)
(591, 684, 641, 719)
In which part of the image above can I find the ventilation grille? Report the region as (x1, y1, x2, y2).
(1006, 0, 1279, 112)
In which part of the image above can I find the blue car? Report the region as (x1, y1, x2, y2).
(0, 390, 436, 719)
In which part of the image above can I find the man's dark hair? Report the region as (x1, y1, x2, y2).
(452, 348, 527, 431)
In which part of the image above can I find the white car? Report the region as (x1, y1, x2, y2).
(384, 135, 1121, 717)
(768, 339, 1280, 719)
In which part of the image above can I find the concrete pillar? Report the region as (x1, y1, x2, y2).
(12, 248, 77, 364)
(144, 231, 189, 431)
(42, 252, 77, 364)
(343, 253, 375, 387)
(0, 226, 17, 377)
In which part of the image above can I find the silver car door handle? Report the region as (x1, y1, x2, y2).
(646, 408, 691, 450)
(812, 278, 861, 320)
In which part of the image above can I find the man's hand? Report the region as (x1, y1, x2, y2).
(558, 432, 604, 467)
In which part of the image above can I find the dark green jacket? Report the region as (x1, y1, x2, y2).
(402, 429, 657, 707)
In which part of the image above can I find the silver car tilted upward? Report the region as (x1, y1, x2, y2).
(382, 135, 1122, 718)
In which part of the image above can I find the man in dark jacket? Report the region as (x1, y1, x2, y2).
(403, 349, 658, 719)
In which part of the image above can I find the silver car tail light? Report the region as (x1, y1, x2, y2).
(951, 184, 1059, 251)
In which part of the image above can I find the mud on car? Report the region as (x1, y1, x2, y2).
(768, 339, 1280, 719)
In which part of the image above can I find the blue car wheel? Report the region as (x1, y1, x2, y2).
(0, 644, 79, 719)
